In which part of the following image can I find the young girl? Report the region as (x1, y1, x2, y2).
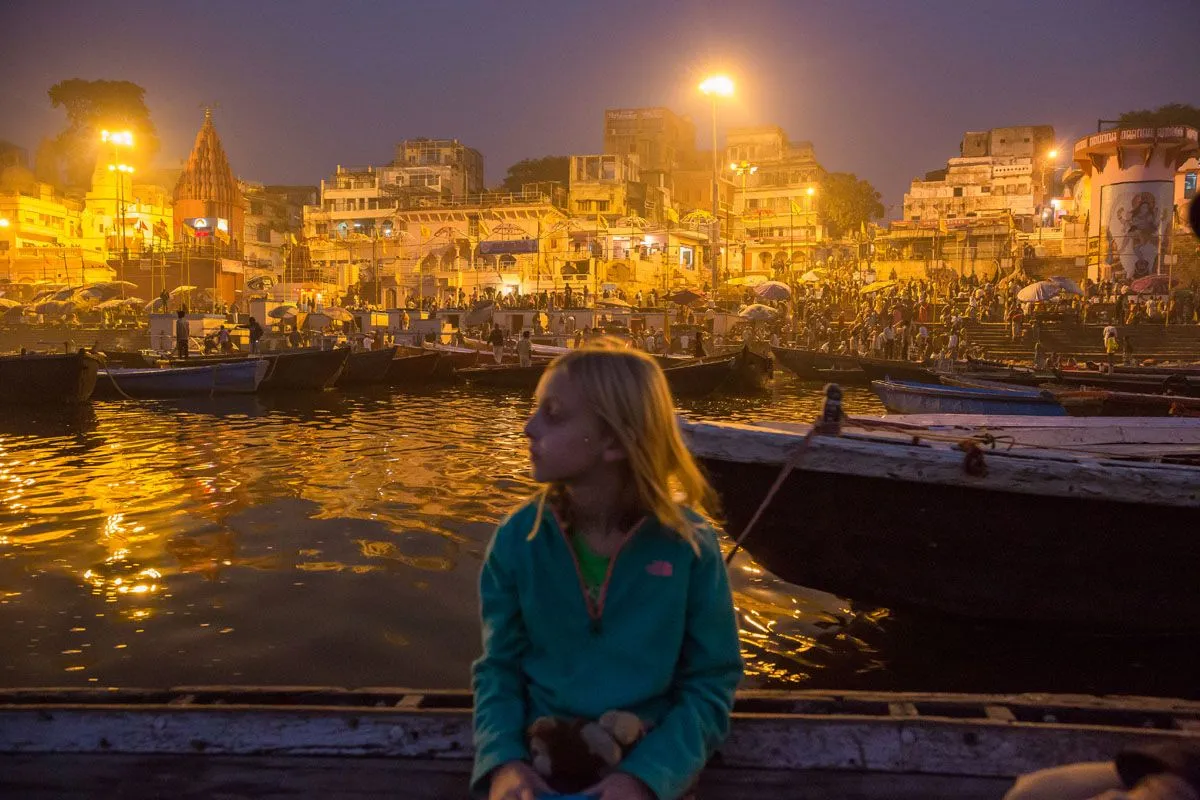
(471, 341, 743, 800)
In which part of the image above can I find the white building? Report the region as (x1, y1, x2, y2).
(903, 125, 1057, 224)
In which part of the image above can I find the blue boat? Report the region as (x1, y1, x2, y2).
(94, 359, 270, 399)
(870, 378, 1067, 416)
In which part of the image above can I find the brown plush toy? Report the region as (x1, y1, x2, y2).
(527, 710, 647, 794)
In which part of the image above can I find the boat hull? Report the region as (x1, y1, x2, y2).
(260, 348, 350, 391)
(685, 420, 1200, 632)
(336, 347, 398, 387)
(2, 686, 1196, 800)
(872, 379, 1067, 416)
(664, 356, 735, 397)
(857, 358, 941, 384)
(0, 352, 100, 405)
(385, 351, 440, 385)
(771, 346, 867, 383)
(94, 360, 269, 399)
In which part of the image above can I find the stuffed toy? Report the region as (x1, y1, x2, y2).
(527, 710, 647, 794)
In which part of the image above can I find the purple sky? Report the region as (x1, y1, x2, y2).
(2, 0, 1198, 215)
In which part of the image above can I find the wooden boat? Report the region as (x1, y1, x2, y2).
(872, 379, 1067, 416)
(1053, 369, 1200, 397)
(4, 686, 1198, 800)
(714, 346, 772, 393)
(406, 343, 481, 379)
(665, 356, 736, 397)
(384, 350, 440, 385)
(457, 362, 548, 390)
(94, 359, 270, 399)
(335, 346, 398, 387)
(857, 357, 942, 385)
(0, 351, 101, 405)
(682, 417, 1200, 631)
(758, 415, 1200, 464)
(771, 345, 866, 383)
(1051, 388, 1200, 418)
(259, 348, 350, 392)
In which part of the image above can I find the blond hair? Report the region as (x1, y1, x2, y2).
(527, 338, 719, 552)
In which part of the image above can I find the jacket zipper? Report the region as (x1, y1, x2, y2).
(551, 508, 645, 634)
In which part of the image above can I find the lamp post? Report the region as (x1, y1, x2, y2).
(699, 75, 733, 295)
(101, 130, 134, 294)
(731, 161, 756, 278)
(0, 217, 10, 282)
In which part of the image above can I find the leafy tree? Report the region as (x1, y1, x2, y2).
(499, 156, 569, 193)
(44, 79, 159, 190)
(816, 172, 884, 240)
(0, 164, 37, 194)
(1117, 103, 1200, 129)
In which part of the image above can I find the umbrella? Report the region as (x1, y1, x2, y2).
(1130, 274, 1175, 295)
(123, 296, 144, 306)
(463, 301, 495, 326)
(322, 306, 354, 322)
(144, 297, 169, 312)
(737, 303, 780, 321)
(94, 298, 126, 310)
(246, 275, 275, 291)
(596, 297, 631, 308)
(1048, 276, 1084, 296)
(267, 304, 298, 319)
(799, 270, 823, 283)
(665, 288, 705, 305)
(859, 280, 897, 295)
(33, 300, 75, 316)
(753, 280, 792, 301)
(1016, 280, 1062, 303)
(169, 285, 198, 297)
(0, 298, 21, 310)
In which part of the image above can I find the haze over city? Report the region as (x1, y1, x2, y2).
(4, 0, 1198, 209)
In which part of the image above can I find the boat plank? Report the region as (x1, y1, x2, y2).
(682, 420, 1200, 508)
(0, 754, 1015, 799)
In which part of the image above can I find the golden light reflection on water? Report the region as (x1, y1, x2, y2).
(0, 380, 894, 689)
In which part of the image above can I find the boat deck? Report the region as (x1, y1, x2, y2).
(3, 687, 1198, 799)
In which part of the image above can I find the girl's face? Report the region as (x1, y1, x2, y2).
(524, 368, 619, 484)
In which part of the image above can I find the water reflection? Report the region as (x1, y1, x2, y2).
(0, 375, 1194, 698)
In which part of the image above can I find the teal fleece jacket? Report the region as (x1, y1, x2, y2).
(470, 499, 743, 799)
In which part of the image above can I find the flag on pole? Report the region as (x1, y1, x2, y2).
(665, 207, 679, 223)
(215, 227, 231, 244)
(790, 199, 805, 216)
(420, 225, 431, 239)
(153, 220, 169, 239)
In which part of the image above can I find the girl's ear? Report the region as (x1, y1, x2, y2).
(599, 428, 628, 464)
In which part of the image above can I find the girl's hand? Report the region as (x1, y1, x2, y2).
(488, 760, 550, 800)
(584, 771, 655, 799)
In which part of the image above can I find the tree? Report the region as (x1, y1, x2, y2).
(1117, 103, 1200, 130)
(816, 172, 884, 240)
(44, 79, 160, 190)
(499, 156, 569, 193)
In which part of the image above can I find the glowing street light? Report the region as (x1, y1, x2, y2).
(806, 186, 816, 197)
(700, 74, 734, 292)
(1047, 149, 1058, 160)
(102, 130, 136, 289)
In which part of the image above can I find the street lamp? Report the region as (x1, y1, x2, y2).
(699, 74, 734, 294)
(102, 130, 135, 291)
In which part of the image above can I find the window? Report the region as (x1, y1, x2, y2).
(596, 200, 609, 212)
(1185, 172, 1197, 200)
(250, 201, 263, 216)
(257, 224, 271, 243)
(953, 187, 963, 197)
(981, 186, 991, 194)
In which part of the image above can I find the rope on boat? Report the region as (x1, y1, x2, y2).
(725, 383, 844, 565)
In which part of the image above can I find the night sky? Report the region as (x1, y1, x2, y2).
(2, 0, 1198, 213)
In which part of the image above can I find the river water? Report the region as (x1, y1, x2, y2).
(1, 374, 1193, 698)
